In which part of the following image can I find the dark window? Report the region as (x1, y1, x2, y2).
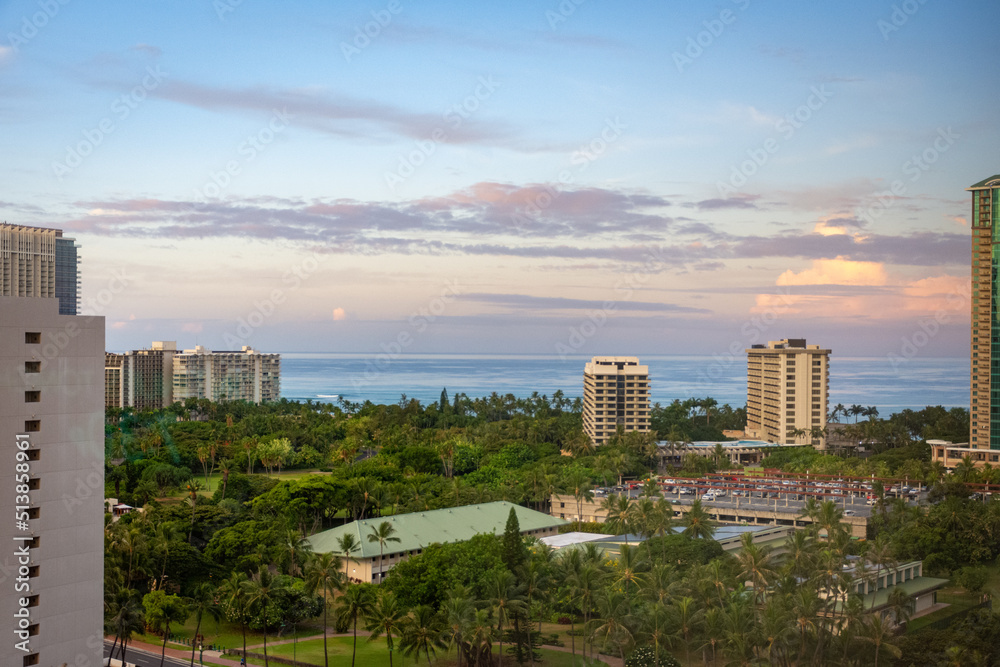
(24, 362, 40, 373)
(24, 420, 40, 432)
(25, 332, 41, 344)
(24, 391, 40, 403)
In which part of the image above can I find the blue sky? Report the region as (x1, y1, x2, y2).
(2, 0, 997, 359)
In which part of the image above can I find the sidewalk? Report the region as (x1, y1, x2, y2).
(107, 636, 242, 667)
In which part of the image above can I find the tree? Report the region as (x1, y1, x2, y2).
(143, 590, 189, 667)
(858, 613, 902, 666)
(500, 507, 526, 573)
(366, 590, 406, 667)
(442, 586, 475, 667)
(680, 500, 715, 539)
(566, 469, 595, 521)
(486, 568, 526, 664)
(187, 583, 221, 667)
(337, 583, 376, 667)
(400, 605, 446, 666)
(367, 521, 402, 583)
(243, 567, 281, 667)
(219, 571, 250, 659)
(304, 552, 344, 667)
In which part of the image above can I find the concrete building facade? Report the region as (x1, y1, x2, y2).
(1, 224, 104, 667)
(582, 356, 651, 446)
(746, 339, 829, 447)
(105, 341, 177, 410)
(172, 345, 280, 404)
(969, 175, 1000, 449)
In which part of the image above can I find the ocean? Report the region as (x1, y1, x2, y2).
(278, 353, 968, 416)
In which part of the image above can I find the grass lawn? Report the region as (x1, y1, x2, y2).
(157, 469, 328, 498)
(240, 637, 612, 667)
(907, 584, 983, 633)
(130, 615, 322, 653)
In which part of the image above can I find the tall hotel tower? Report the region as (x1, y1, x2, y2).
(746, 338, 829, 447)
(1, 224, 104, 666)
(970, 175, 1000, 448)
(582, 356, 651, 446)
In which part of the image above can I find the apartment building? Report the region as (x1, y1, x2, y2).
(582, 356, 651, 446)
(105, 341, 177, 410)
(172, 345, 280, 404)
(0, 223, 104, 667)
(746, 339, 829, 446)
(969, 175, 1000, 449)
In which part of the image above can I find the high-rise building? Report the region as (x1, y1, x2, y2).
(1, 223, 104, 666)
(746, 338, 829, 447)
(582, 356, 651, 446)
(104, 341, 177, 410)
(173, 345, 280, 404)
(0, 224, 80, 315)
(969, 175, 1000, 449)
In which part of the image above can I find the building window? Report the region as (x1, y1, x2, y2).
(25, 332, 41, 344)
(24, 361, 41, 373)
(24, 420, 40, 432)
(23, 655, 39, 667)
(24, 391, 40, 403)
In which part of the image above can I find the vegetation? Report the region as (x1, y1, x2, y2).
(103, 395, 999, 666)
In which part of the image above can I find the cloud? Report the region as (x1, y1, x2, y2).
(0, 46, 12, 66)
(458, 293, 710, 314)
(776, 257, 888, 287)
(693, 195, 759, 210)
(59, 183, 968, 268)
(149, 79, 532, 148)
(332, 307, 347, 321)
(181, 322, 204, 333)
(130, 43, 162, 58)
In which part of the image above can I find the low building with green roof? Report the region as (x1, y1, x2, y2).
(306, 501, 567, 583)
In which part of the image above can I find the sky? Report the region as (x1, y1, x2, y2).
(2, 0, 998, 359)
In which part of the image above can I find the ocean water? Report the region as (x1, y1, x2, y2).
(278, 353, 968, 416)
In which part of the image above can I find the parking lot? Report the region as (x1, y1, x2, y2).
(596, 471, 928, 520)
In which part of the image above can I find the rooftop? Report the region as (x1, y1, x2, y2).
(968, 175, 1000, 189)
(307, 501, 568, 558)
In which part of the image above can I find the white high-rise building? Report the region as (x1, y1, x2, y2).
(1, 223, 104, 667)
(172, 345, 280, 404)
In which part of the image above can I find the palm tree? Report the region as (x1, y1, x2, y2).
(736, 532, 776, 608)
(590, 589, 636, 663)
(218, 457, 233, 500)
(219, 571, 250, 658)
(187, 583, 221, 667)
(367, 521, 402, 582)
(858, 613, 902, 666)
(146, 594, 189, 667)
(486, 568, 526, 664)
(612, 544, 647, 614)
(243, 567, 281, 667)
(442, 586, 475, 667)
(338, 532, 362, 580)
(337, 583, 376, 667)
(400, 605, 446, 666)
(566, 469, 595, 522)
(603, 494, 633, 541)
(366, 590, 406, 667)
(886, 586, 913, 627)
(114, 597, 146, 666)
(184, 479, 202, 544)
(681, 499, 716, 539)
(304, 552, 344, 667)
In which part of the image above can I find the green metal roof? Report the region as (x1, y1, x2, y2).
(831, 576, 949, 612)
(968, 175, 1000, 189)
(306, 501, 568, 558)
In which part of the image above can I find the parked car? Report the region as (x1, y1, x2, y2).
(701, 493, 716, 502)
(843, 510, 856, 516)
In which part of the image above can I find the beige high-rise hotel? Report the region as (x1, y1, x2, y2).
(1, 223, 104, 667)
(582, 356, 651, 446)
(746, 339, 829, 446)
